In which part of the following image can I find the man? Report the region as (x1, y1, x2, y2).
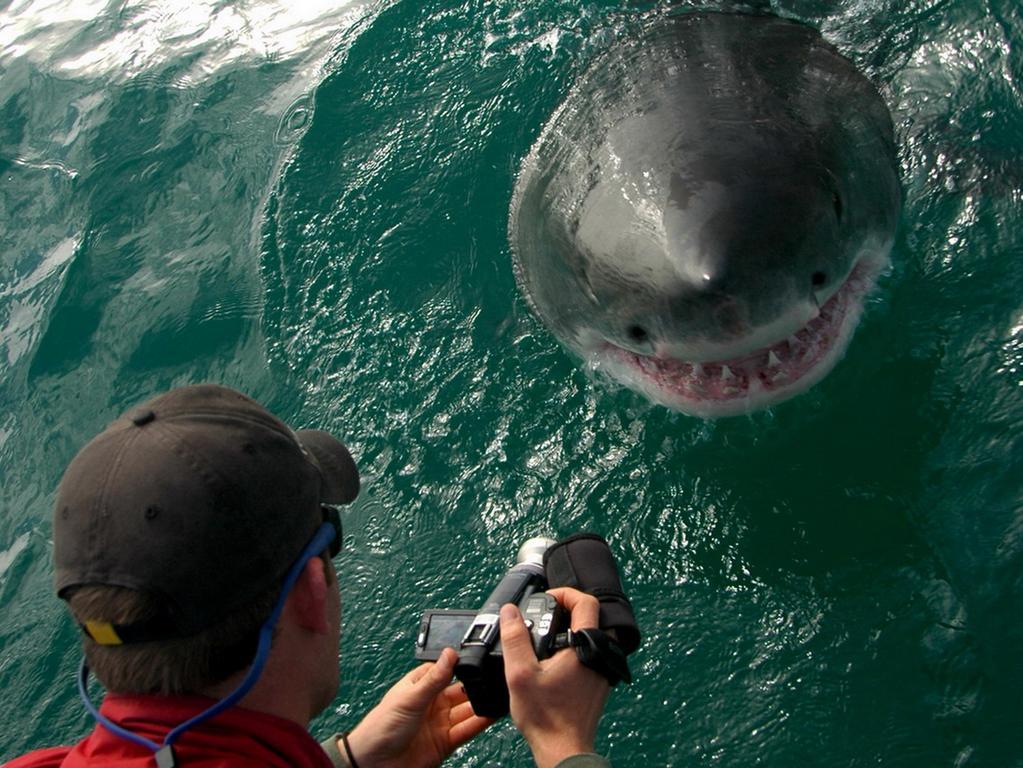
(6, 384, 613, 768)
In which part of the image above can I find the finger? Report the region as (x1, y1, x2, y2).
(441, 680, 470, 707)
(447, 699, 479, 725)
(404, 658, 436, 686)
(396, 649, 458, 710)
(433, 646, 457, 679)
(499, 603, 539, 687)
(421, 647, 457, 691)
(405, 647, 456, 688)
(547, 587, 600, 631)
(448, 712, 494, 746)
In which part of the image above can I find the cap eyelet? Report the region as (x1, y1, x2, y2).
(129, 408, 156, 426)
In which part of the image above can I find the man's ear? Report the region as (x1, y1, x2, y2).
(286, 557, 330, 634)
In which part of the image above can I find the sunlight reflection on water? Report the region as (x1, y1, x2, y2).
(0, 0, 372, 77)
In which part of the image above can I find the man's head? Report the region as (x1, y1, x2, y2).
(52, 383, 359, 694)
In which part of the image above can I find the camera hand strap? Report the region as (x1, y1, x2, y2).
(554, 627, 632, 686)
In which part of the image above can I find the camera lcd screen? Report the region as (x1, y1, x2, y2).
(415, 610, 475, 659)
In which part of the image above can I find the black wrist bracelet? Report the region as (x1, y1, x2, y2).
(340, 731, 361, 768)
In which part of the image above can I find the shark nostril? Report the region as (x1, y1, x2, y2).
(812, 271, 828, 288)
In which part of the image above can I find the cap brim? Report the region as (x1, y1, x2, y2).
(296, 429, 360, 504)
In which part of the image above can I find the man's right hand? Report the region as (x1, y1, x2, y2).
(500, 587, 610, 768)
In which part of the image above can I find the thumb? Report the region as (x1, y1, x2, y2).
(399, 647, 457, 710)
(500, 604, 538, 683)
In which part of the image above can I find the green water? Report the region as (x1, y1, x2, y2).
(2, 0, 1022, 765)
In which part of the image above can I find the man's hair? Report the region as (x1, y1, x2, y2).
(66, 583, 280, 694)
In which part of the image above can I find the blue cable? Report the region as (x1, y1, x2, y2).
(78, 661, 160, 753)
(77, 522, 338, 764)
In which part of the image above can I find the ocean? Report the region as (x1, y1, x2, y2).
(1, 0, 1021, 765)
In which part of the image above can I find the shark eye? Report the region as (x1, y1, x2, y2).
(812, 271, 828, 288)
(626, 324, 650, 345)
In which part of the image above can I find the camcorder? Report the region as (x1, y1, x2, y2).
(415, 533, 641, 718)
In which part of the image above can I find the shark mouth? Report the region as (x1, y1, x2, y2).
(599, 260, 881, 416)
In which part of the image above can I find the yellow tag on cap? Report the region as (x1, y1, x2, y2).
(84, 620, 123, 646)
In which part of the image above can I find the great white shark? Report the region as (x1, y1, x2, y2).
(509, 12, 902, 417)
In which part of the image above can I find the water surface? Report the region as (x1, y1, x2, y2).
(1, 0, 1021, 765)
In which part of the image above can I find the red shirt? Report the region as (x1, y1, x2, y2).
(4, 694, 334, 768)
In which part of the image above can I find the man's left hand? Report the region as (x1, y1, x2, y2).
(343, 647, 493, 768)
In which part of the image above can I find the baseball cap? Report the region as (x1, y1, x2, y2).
(53, 383, 359, 640)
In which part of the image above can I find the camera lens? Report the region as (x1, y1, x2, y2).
(516, 537, 556, 567)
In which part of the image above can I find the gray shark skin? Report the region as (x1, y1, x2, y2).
(510, 12, 901, 417)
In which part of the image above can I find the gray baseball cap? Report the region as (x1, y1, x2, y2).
(53, 383, 359, 640)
